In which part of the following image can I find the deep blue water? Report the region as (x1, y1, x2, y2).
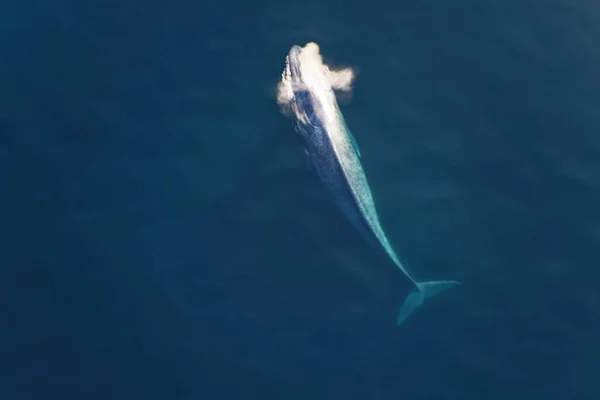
(2, 0, 600, 399)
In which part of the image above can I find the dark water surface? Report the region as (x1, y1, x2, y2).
(2, 0, 600, 399)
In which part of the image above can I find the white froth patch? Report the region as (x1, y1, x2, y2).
(277, 42, 355, 107)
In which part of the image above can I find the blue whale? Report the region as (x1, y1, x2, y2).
(279, 43, 460, 324)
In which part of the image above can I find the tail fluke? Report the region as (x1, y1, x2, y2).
(396, 280, 461, 325)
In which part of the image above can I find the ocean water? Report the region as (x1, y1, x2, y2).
(1, 0, 600, 399)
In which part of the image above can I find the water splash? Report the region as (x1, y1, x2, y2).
(277, 42, 355, 108)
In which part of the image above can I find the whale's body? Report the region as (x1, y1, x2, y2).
(278, 43, 459, 324)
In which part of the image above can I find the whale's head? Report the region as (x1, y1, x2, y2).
(278, 43, 356, 140)
(278, 43, 324, 137)
(285, 45, 304, 83)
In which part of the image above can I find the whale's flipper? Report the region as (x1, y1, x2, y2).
(347, 129, 361, 158)
(342, 119, 361, 158)
(303, 148, 314, 171)
(396, 280, 460, 325)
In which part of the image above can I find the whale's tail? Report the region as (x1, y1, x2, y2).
(396, 280, 461, 325)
